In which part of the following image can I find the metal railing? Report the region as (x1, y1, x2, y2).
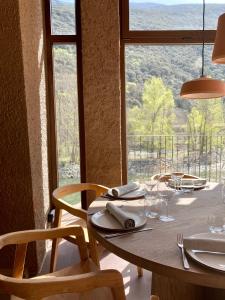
(127, 135, 225, 182)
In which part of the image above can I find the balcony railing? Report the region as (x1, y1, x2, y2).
(127, 135, 225, 182)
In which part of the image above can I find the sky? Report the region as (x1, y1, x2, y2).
(130, 0, 225, 4)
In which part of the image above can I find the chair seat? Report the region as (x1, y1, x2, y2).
(11, 259, 114, 300)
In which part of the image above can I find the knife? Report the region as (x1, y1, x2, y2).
(104, 227, 153, 239)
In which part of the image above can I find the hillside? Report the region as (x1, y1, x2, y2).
(52, 2, 225, 134)
(51, 1, 225, 184)
(129, 3, 225, 29)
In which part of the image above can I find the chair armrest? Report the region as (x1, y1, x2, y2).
(52, 197, 88, 221)
(4, 269, 126, 299)
(0, 226, 85, 248)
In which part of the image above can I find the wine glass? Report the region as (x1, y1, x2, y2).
(171, 172, 184, 195)
(221, 177, 225, 204)
(144, 179, 158, 192)
(182, 179, 195, 193)
(157, 177, 175, 222)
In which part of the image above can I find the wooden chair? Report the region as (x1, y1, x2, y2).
(0, 226, 126, 300)
(51, 183, 143, 277)
(50, 183, 108, 271)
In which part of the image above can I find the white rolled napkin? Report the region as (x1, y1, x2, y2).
(106, 202, 135, 229)
(111, 182, 139, 198)
(183, 236, 225, 253)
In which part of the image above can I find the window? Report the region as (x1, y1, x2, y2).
(121, 0, 225, 182)
(129, 0, 225, 30)
(45, 0, 85, 206)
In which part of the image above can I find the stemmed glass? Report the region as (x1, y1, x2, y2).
(157, 175, 175, 222)
(221, 177, 225, 204)
(171, 172, 184, 195)
(144, 179, 158, 192)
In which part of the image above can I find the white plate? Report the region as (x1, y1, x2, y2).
(186, 233, 225, 272)
(91, 209, 146, 232)
(107, 188, 146, 200)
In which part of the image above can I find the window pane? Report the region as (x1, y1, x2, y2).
(53, 44, 80, 204)
(126, 45, 225, 182)
(51, 0, 76, 35)
(129, 1, 225, 30)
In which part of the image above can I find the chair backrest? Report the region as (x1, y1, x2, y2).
(53, 183, 108, 200)
(52, 183, 109, 221)
(0, 226, 126, 300)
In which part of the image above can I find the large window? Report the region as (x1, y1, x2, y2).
(121, 0, 225, 182)
(45, 0, 84, 206)
(129, 0, 225, 30)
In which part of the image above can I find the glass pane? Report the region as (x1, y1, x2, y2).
(51, 0, 76, 35)
(53, 44, 80, 205)
(129, 0, 225, 30)
(125, 45, 225, 182)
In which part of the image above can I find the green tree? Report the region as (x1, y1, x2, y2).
(128, 77, 175, 136)
(187, 99, 225, 153)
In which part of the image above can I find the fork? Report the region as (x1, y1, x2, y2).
(177, 233, 190, 270)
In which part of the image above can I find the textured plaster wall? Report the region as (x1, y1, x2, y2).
(0, 0, 35, 268)
(0, 0, 48, 273)
(81, 0, 122, 187)
(19, 0, 49, 267)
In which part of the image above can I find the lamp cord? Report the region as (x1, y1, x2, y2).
(201, 0, 205, 77)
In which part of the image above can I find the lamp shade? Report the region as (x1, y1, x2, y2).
(180, 76, 225, 99)
(212, 13, 225, 64)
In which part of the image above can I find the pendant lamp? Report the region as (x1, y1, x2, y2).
(212, 13, 225, 64)
(180, 0, 225, 99)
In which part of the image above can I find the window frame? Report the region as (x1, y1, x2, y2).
(120, 0, 217, 183)
(44, 0, 87, 208)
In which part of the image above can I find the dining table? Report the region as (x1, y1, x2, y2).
(87, 182, 225, 300)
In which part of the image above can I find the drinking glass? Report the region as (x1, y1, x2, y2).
(207, 215, 225, 233)
(144, 192, 160, 218)
(182, 179, 195, 194)
(157, 178, 175, 222)
(144, 179, 158, 192)
(221, 177, 225, 204)
(171, 172, 184, 195)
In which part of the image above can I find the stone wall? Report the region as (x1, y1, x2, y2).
(0, 0, 48, 274)
(81, 0, 122, 187)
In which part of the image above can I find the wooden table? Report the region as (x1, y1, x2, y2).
(88, 183, 225, 300)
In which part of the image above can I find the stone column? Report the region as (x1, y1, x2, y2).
(0, 0, 48, 274)
(81, 0, 122, 187)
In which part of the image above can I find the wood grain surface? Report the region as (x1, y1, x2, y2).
(88, 183, 225, 299)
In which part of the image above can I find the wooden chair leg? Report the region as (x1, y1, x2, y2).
(137, 266, 143, 277)
(150, 296, 160, 300)
(50, 208, 62, 272)
(88, 229, 100, 267)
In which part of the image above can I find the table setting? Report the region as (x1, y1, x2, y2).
(90, 182, 149, 237)
(89, 176, 225, 273)
(181, 232, 225, 272)
(88, 179, 225, 298)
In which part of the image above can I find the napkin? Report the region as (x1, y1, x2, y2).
(111, 182, 139, 198)
(106, 202, 135, 229)
(183, 236, 225, 253)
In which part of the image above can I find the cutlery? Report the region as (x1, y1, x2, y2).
(87, 211, 97, 215)
(177, 233, 190, 270)
(104, 227, 153, 239)
(101, 194, 115, 199)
